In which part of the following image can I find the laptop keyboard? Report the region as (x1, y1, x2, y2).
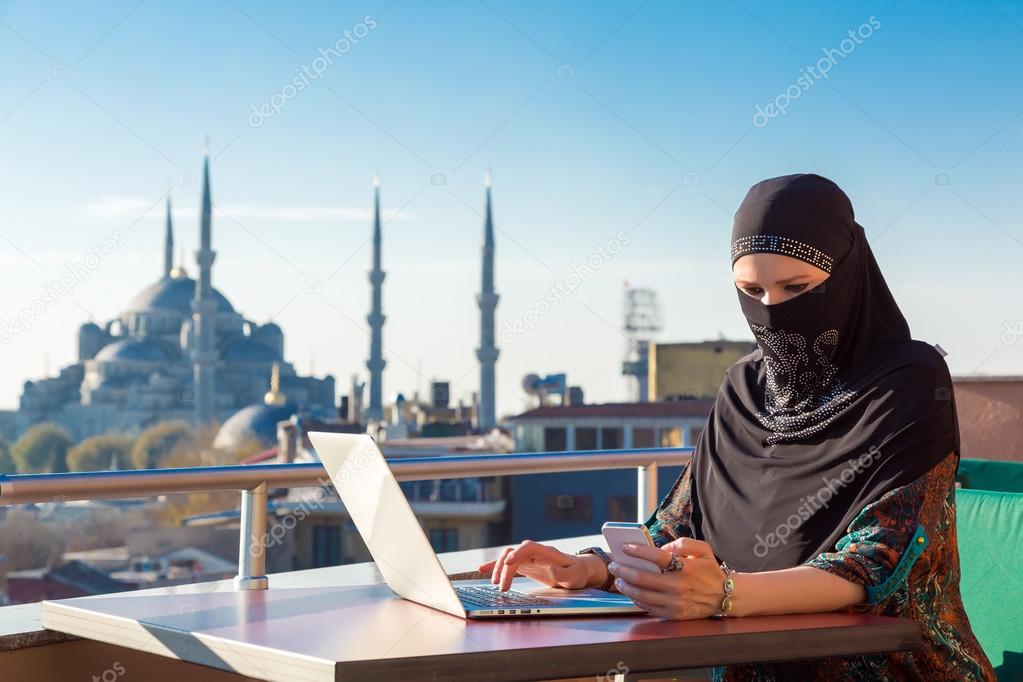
(455, 585, 554, 608)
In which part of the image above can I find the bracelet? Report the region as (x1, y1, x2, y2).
(716, 562, 736, 617)
(576, 546, 616, 591)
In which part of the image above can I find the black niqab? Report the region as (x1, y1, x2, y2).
(688, 174, 958, 572)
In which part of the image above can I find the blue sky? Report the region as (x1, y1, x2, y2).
(0, 0, 1020, 416)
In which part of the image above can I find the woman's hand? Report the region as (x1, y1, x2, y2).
(477, 540, 606, 592)
(611, 538, 726, 620)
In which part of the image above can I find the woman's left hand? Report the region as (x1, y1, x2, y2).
(610, 538, 726, 620)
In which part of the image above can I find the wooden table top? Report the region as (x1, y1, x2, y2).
(41, 577, 922, 682)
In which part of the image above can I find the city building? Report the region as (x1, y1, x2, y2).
(648, 339, 757, 401)
(503, 400, 713, 543)
(952, 375, 1023, 462)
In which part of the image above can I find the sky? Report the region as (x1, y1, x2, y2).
(0, 0, 1021, 419)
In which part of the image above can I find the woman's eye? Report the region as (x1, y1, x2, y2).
(742, 286, 763, 296)
(784, 283, 809, 293)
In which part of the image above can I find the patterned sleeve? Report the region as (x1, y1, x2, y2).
(805, 453, 957, 605)
(644, 461, 696, 548)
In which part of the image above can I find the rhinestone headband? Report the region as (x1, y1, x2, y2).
(730, 234, 833, 273)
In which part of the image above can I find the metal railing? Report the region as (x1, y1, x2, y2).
(0, 446, 692, 590)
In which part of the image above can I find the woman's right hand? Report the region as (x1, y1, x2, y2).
(476, 540, 607, 592)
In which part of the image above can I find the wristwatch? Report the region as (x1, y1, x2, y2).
(576, 546, 616, 591)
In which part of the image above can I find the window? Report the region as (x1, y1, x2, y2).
(546, 494, 592, 522)
(515, 424, 543, 452)
(607, 495, 638, 522)
(687, 426, 703, 446)
(544, 427, 568, 452)
(633, 428, 656, 448)
(601, 427, 623, 450)
(660, 427, 682, 447)
(312, 525, 341, 567)
(429, 528, 458, 552)
(575, 427, 597, 450)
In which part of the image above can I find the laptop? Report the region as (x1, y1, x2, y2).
(309, 431, 643, 619)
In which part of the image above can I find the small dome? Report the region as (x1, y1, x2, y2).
(127, 276, 234, 315)
(223, 337, 278, 363)
(79, 322, 102, 334)
(94, 339, 169, 363)
(213, 403, 295, 450)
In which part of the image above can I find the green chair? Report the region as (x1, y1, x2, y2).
(956, 488, 1023, 681)
(957, 458, 1023, 494)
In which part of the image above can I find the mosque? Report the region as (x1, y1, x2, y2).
(11, 150, 502, 451)
(14, 152, 336, 443)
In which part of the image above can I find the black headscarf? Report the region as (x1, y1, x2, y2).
(687, 174, 959, 572)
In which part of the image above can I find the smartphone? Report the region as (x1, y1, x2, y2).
(601, 521, 662, 574)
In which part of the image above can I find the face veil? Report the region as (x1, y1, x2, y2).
(685, 174, 958, 572)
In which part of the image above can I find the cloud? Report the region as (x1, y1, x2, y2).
(83, 197, 416, 224)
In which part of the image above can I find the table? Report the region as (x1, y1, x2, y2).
(41, 578, 921, 681)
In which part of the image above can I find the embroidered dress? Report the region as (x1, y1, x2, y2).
(645, 454, 996, 681)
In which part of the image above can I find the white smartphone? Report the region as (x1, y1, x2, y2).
(601, 521, 662, 574)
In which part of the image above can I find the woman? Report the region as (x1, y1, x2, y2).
(480, 174, 995, 680)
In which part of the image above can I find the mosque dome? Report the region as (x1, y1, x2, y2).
(94, 339, 169, 363)
(127, 275, 234, 315)
(212, 402, 295, 450)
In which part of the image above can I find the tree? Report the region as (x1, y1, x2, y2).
(0, 437, 14, 475)
(66, 434, 134, 472)
(130, 420, 193, 470)
(11, 423, 71, 473)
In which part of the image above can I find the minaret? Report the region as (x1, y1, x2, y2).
(163, 192, 174, 278)
(365, 175, 386, 422)
(476, 169, 499, 430)
(192, 143, 218, 426)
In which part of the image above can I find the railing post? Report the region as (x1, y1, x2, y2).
(233, 482, 269, 590)
(637, 463, 658, 523)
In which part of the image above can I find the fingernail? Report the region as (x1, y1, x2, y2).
(608, 562, 618, 573)
(622, 543, 636, 550)
(614, 578, 624, 589)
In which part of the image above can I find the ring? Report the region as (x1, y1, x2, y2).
(664, 552, 684, 573)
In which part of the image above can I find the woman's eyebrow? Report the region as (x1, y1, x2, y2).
(776, 274, 811, 284)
